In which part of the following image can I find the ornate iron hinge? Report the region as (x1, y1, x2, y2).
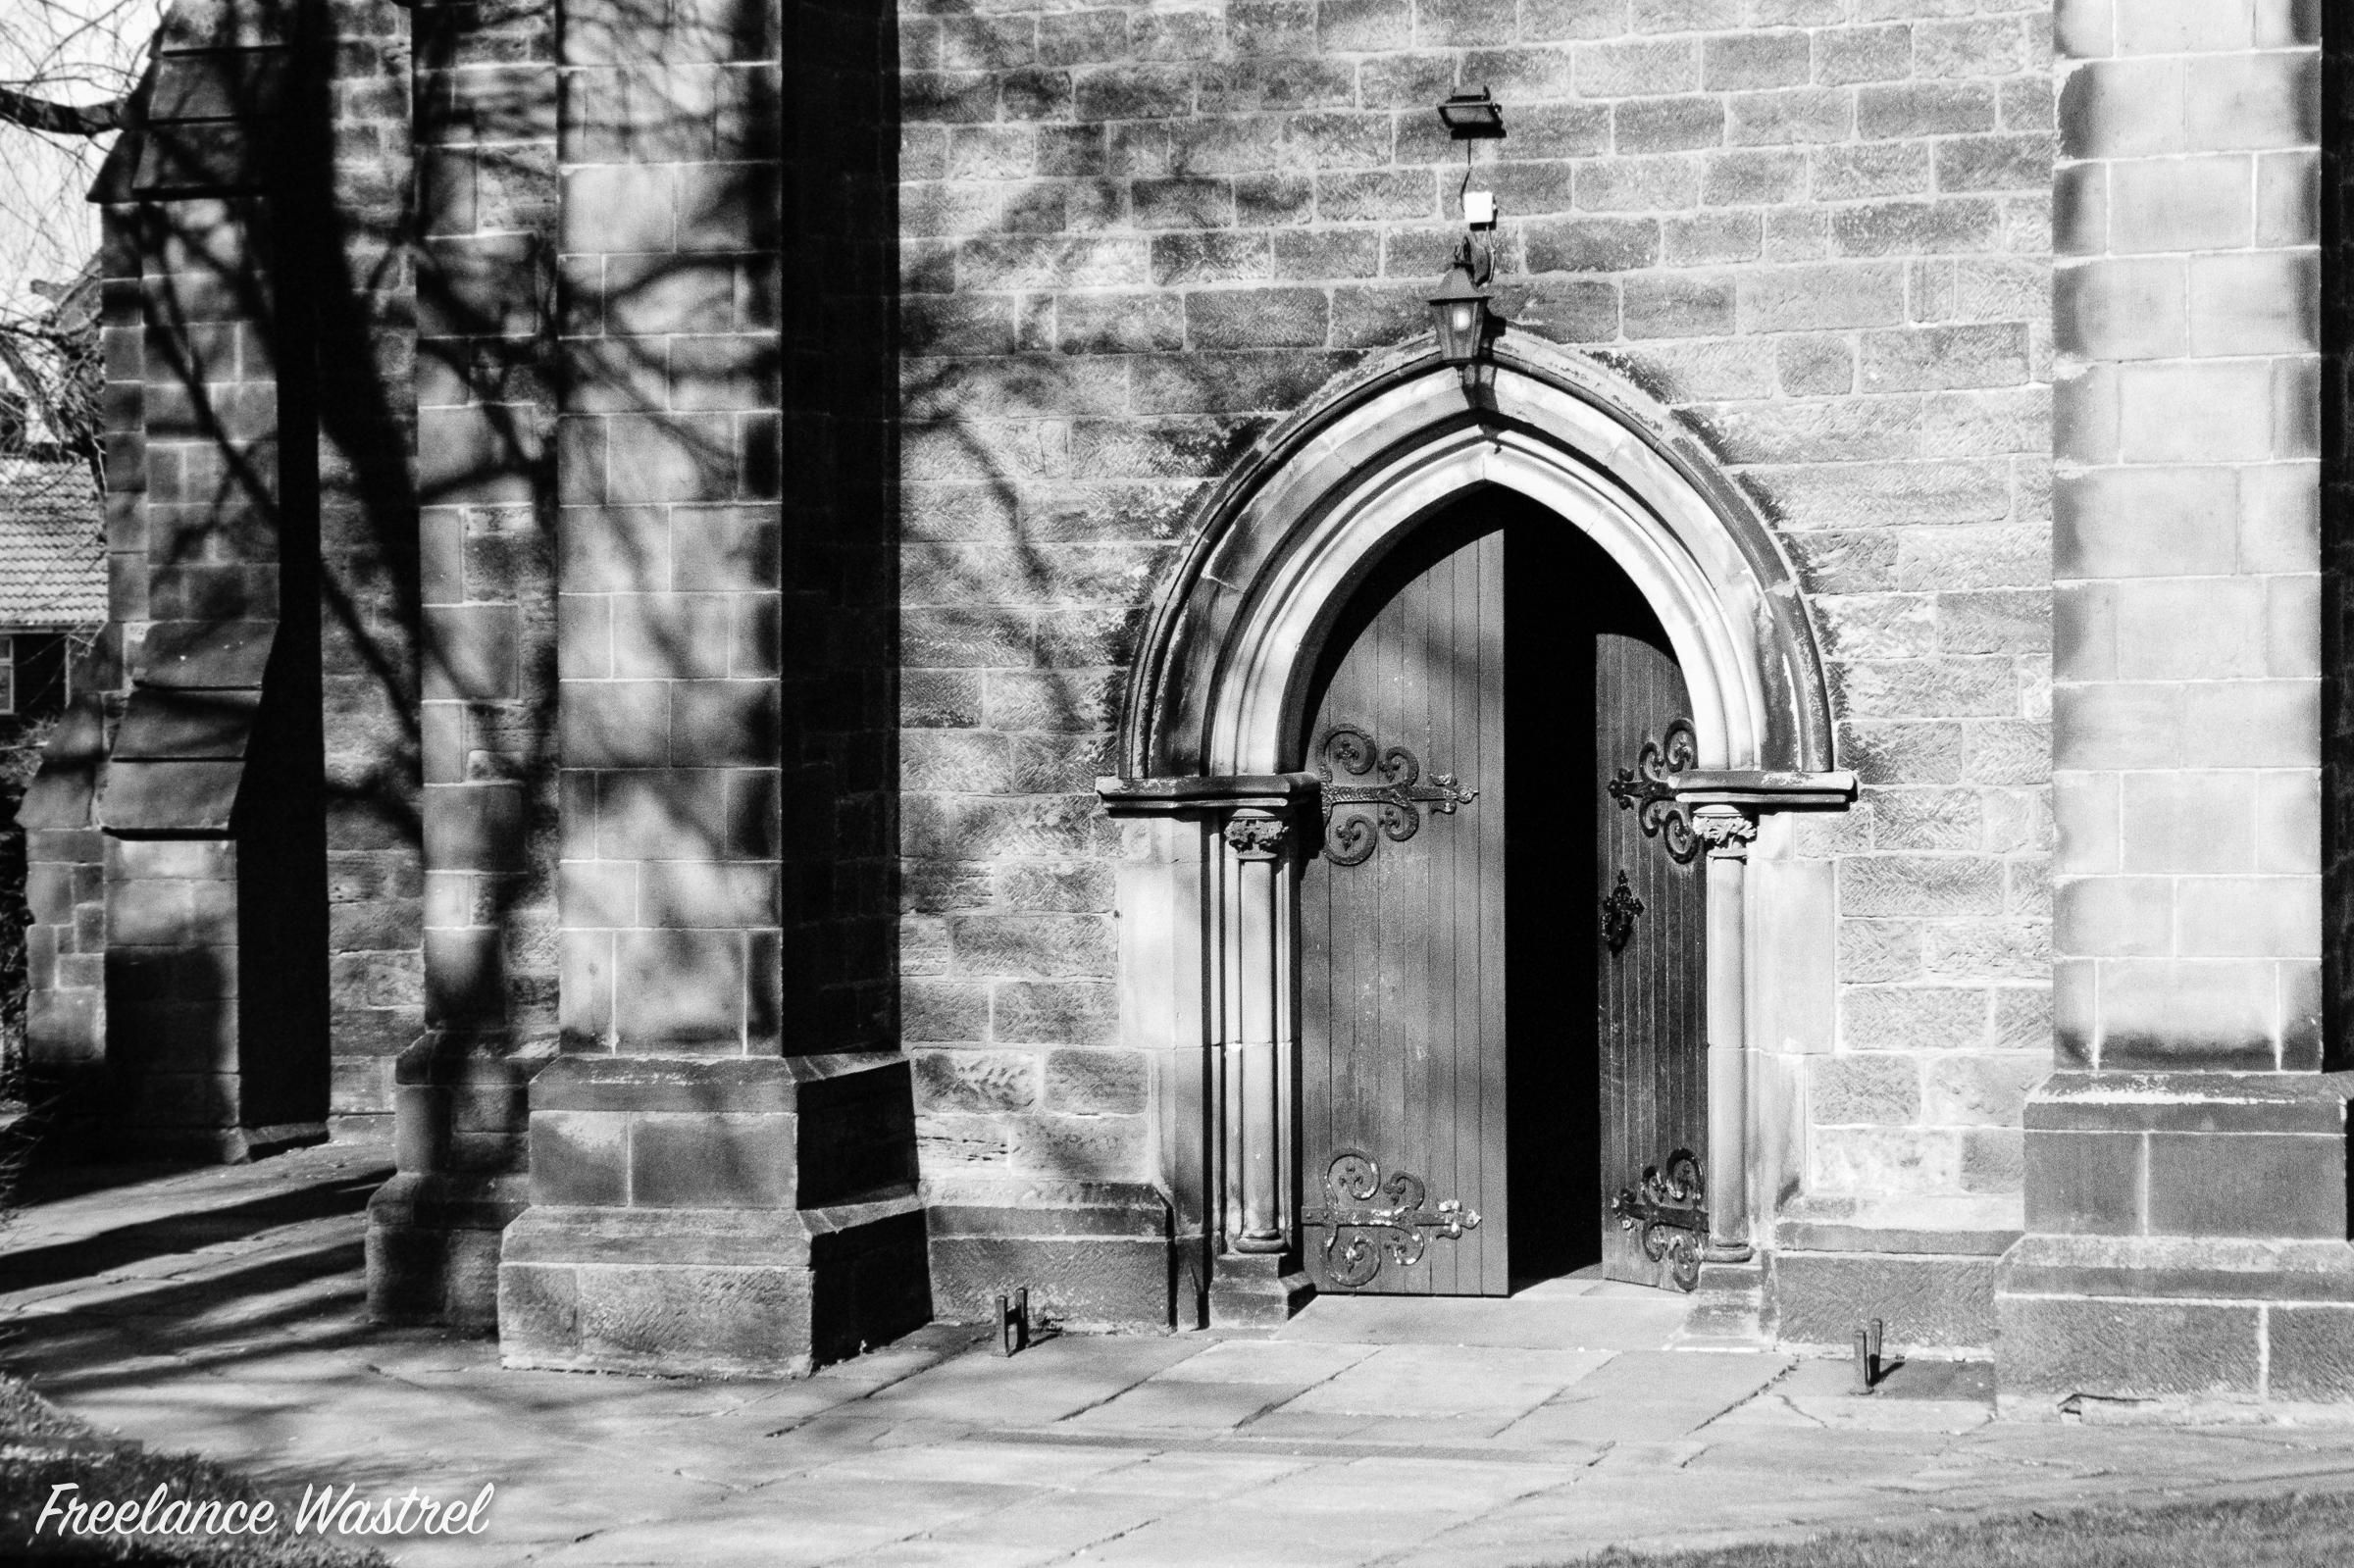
(1610, 1148, 1708, 1292)
(1607, 717, 1700, 865)
(1602, 870, 1643, 954)
(1315, 725, 1477, 866)
(1302, 1147, 1481, 1288)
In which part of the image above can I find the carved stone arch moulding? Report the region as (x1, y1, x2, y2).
(1100, 337, 1855, 1329)
(1115, 335, 1840, 784)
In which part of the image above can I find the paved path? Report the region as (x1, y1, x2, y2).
(8, 1146, 2354, 1566)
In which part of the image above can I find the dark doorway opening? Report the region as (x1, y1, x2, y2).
(1502, 490, 1680, 1290)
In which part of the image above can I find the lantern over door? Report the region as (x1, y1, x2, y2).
(1428, 241, 1495, 379)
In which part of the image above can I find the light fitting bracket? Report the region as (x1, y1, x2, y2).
(1436, 86, 1505, 139)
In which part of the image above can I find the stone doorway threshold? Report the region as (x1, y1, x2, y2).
(1254, 1266, 1699, 1352)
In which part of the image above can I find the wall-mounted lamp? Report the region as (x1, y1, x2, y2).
(1428, 237, 1495, 386)
(1436, 86, 1506, 139)
(1432, 88, 1505, 391)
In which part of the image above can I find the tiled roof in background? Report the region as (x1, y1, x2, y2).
(0, 459, 107, 629)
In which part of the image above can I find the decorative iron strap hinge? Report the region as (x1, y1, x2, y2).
(1610, 1148, 1708, 1292)
(1315, 725, 1477, 866)
(1607, 717, 1700, 865)
(1302, 1148, 1481, 1288)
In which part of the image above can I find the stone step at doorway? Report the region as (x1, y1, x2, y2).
(1263, 1267, 1706, 1352)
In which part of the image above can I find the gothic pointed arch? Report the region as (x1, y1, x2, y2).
(1115, 335, 1837, 784)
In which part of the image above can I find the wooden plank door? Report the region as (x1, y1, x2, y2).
(1595, 630, 1710, 1290)
(1300, 520, 1507, 1295)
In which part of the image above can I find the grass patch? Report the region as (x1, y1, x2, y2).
(1565, 1490, 2354, 1567)
(0, 1371, 386, 1566)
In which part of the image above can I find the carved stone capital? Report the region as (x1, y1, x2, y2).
(1222, 814, 1291, 860)
(1690, 804, 1757, 860)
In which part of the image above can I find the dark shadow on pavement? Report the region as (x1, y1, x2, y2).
(0, 1169, 386, 1292)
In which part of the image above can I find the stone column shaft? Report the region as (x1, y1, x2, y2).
(1694, 805, 1755, 1259)
(1224, 812, 1290, 1253)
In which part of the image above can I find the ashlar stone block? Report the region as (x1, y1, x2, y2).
(2270, 1306, 2354, 1403)
(1998, 1295, 2261, 1405)
(499, 1054, 929, 1375)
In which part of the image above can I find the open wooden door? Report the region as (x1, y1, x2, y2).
(1595, 631, 1711, 1290)
(1300, 516, 1507, 1295)
(1297, 494, 1710, 1296)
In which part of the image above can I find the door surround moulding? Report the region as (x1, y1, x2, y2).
(1118, 335, 1841, 783)
(1101, 337, 1854, 1325)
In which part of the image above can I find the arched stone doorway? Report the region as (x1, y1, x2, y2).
(1293, 488, 1714, 1297)
(1100, 337, 1854, 1327)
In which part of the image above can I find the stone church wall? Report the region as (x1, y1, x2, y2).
(30, 0, 2346, 1397)
(895, 0, 2057, 1309)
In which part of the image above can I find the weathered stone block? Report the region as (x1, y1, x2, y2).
(1043, 1048, 1147, 1114)
(102, 762, 248, 835)
(919, 1113, 1013, 1173)
(492, 1258, 580, 1346)
(1811, 1126, 1963, 1195)
(2186, 251, 2318, 357)
(1011, 1113, 1148, 1182)
(1857, 81, 1994, 143)
(2144, 1131, 2343, 1240)
(903, 980, 989, 1041)
(1859, 324, 2028, 394)
(636, 861, 779, 928)
(424, 928, 506, 1025)
(948, 913, 1114, 979)
(27, 990, 103, 1066)
(669, 680, 778, 765)
(929, 1231, 1173, 1328)
(2089, 960, 2281, 1070)
(1924, 1054, 2046, 1127)
(585, 1260, 812, 1367)
(422, 783, 524, 873)
(994, 981, 1119, 1045)
(1838, 856, 2005, 918)
(2173, 878, 2319, 960)
(613, 929, 745, 1047)
(528, 1110, 629, 1206)
(631, 1112, 797, 1208)
(560, 681, 668, 768)
(112, 689, 263, 762)
(2269, 1306, 2354, 1404)
(2022, 1128, 2141, 1235)
(913, 1047, 1038, 1113)
(1773, 1251, 2000, 1350)
(1936, 134, 2052, 195)
(499, 1202, 930, 1375)
(1808, 1052, 1921, 1124)
(1997, 1294, 2261, 1405)
(1623, 275, 1735, 338)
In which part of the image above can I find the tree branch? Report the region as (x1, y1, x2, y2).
(0, 86, 124, 137)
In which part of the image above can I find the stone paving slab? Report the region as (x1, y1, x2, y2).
(1281, 1343, 1615, 1420)
(1274, 1291, 1693, 1351)
(1149, 1340, 1372, 1385)
(9, 1146, 2354, 1566)
(1067, 1378, 1309, 1432)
